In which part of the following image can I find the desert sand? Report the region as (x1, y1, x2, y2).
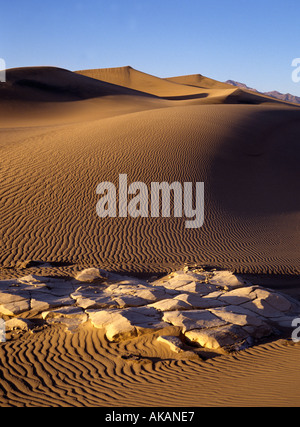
(0, 66, 299, 407)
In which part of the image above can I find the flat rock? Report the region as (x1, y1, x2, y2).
(0, 291, 31, 315)
(46, 317, 86, 332)
(252, 288, 292, 312)
(185, 325, 251, 350)
(152, 270, 206, 290)
(42, 305, 87, 321)
(72, 282, 169, 310)
(209, 271, 249, 290)
(75, 268, 108, 283)
(269, 315, 297, 329)
(162, 310, 227, 333)
(174, 293, 225, 309)
(42, 306, 88, 331)
(242, 298, 284, 318)
(218, 286, 258, 305)
(149, 298, 191, 312)
(88, 306, 179, 341)
(209, 305, 267, 327)
(71, 286, 116, 309)
(30, 292, 74, 313)
(175, 281, 215, 295)
(157, 335, 183, 353)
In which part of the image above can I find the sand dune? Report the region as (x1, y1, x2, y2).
(1, 85, 299, 275)
(77, 66, 292, 105)
(0, 67, 172, 127)
(1, 66, 158, 101)
(166, 74, 299, 105)
(0, 65, 300, 407)
(76, 66, 207, 98)
(76, 66, 242, 102)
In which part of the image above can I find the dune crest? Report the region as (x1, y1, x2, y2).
(76, 66, 206, 98)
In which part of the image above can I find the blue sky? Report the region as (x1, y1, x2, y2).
(1, 0, 300, 95)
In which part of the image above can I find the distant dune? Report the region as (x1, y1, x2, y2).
(78, 66, 292, 105)
(1, 66, 158, 101)
(76, 66, 207, 98)
(226, 79, 300, 105)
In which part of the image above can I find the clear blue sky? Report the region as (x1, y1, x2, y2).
(1, 0, 300, 95)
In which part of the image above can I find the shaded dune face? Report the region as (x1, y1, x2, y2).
(1, 67, 300, 275)
(1, 104, 300, 275)
(1, 66, 157, 102)
(76, 66, 208, 98)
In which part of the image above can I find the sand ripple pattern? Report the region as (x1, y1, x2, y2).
(1, 105, 300, 275)
(0, 325, 300, 407)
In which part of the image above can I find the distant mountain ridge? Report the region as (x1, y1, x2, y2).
(225, 80, 300, 105)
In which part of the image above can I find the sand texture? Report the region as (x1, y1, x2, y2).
(1, 66, 300, 276)
(0, 66, 300, 406)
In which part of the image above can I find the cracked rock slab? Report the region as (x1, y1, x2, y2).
(75, 268, 109, 283)
(162, 309, 228, 333)
(1, 268, 300, 353)
(209, 305, 268, 327)
(88, 306, 180, 341)
(157, 335, 184, 353)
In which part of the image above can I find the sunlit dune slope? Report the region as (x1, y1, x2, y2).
(0, 65, 299, 275)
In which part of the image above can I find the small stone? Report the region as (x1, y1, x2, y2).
(5, 318, 34, 331)
(162, 309, 227, 333)
(209, 271, 248, 290)
(75, 268, 108, 283)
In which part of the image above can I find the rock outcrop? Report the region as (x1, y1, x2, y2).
(0, 268, 299, 353)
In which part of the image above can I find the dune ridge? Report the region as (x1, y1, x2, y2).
(0, 324, 299, 407)
(166, 73, 234, 90)
(76, 66, 208, 98)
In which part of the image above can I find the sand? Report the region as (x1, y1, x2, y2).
(1, 324, 300, 407)
(0, 65, 300, 407)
